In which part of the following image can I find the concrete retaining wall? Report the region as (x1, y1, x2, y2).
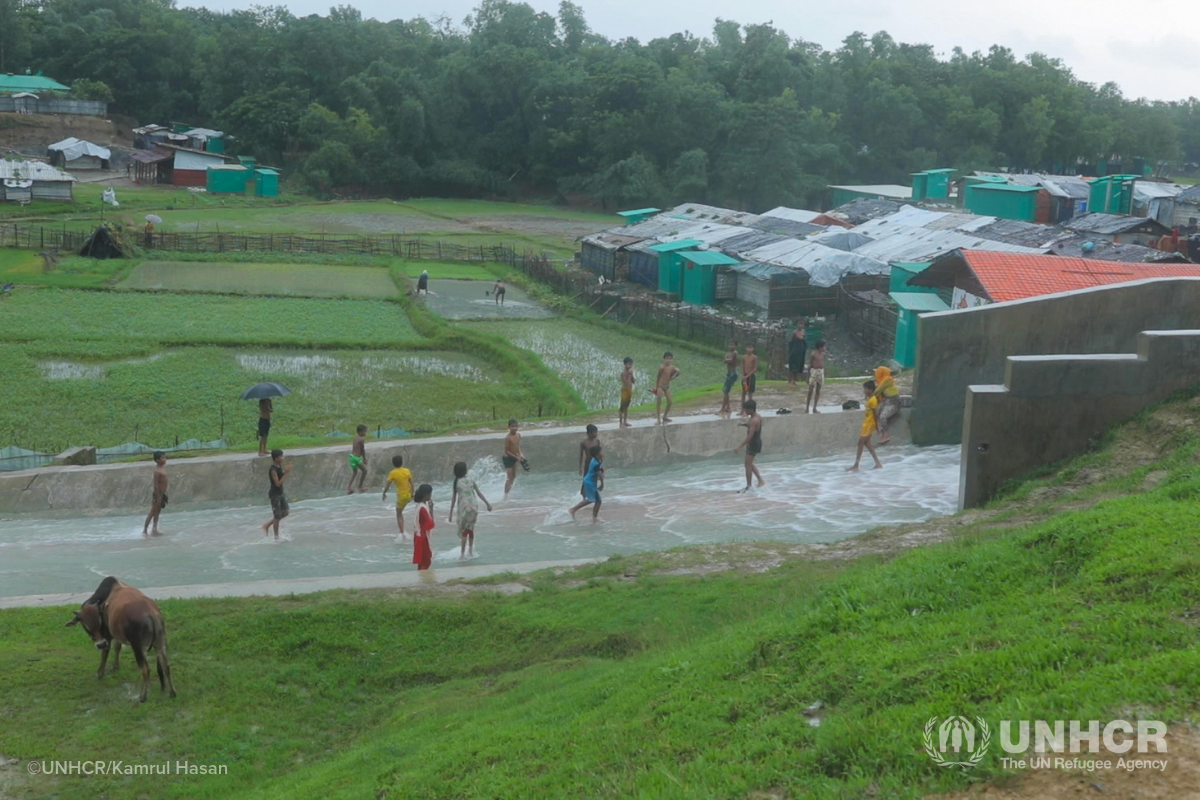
(0, 410, 907, 515)
(960, 330, 1200, 508)
(912, 277, 1200, 446)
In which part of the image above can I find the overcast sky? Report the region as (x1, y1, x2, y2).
(180, 0, 1198, 103)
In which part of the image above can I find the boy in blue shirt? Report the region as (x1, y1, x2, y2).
(569, 445, 605, 523)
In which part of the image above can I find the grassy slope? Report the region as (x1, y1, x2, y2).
(5, 397, 1200, 798)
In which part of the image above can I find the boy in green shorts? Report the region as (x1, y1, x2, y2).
(347, 424, 368, 494)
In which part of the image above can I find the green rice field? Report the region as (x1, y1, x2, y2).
(0, 345, 541, 449)
(119, 260, 400, 298)
(461, 318, 720, 410)
(0, 288, 419, 345)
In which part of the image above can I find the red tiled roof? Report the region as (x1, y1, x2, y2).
(960, 250, 1200, 303)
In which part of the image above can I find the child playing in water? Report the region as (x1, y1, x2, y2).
(579, 424, 600, 477)
(619, 357, 634, 428)
(347, 424, 368, 494)
(261, 449, 290, 541)
(448, 461, 492, 560)
(569, 444, 605, 523)
(847, 380, 884, 471)
(503, 419, 526, 498)
(806, 340, 828, 414)
(653, 352, 681, 424)
(382, 455, 414, 541)
(740, 343, 758, 414)
(721, 341, 739, 414)
(412, 484, 435, 569)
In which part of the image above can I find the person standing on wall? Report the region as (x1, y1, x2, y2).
(257, 397, 273, 457)
(787, 321, 808, 386)
(142, 451, 168, 537)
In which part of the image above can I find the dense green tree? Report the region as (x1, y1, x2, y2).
(6, 0, 1196, 208)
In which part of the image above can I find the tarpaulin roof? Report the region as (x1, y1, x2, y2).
(809, 229, 874, 251)
(182, 127, 224, 138)
(751, 216, 826, 237)
(852, 226, 1045, 263)
(727, 261, 792, 281)
(660, 202, 762, 226)
(48, 137, 110, 161)
(1065, 212, 1171, 235)
(973, 171, 1092, 200)
(582, 233, 648, 251)
(736, 239, 890, 287)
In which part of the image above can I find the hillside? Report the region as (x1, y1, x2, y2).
(0, 113, 135, 159)
(3, 393, 1200, 798)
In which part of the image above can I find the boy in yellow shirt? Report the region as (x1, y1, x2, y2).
(382, 455, 415, 541)
(847, 381, 884, 471)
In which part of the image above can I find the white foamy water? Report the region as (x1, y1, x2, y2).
(0, 445, 959, 598)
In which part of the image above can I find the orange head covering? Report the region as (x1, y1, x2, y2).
(874, 366, 892, 385)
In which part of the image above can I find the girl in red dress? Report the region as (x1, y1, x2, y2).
(412, 483, 435, 570)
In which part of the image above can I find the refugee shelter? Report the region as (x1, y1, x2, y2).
(47, 138, 110, 170)
(0, 159, 75, 201)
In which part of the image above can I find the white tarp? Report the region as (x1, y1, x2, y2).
(47, 137, 111, 162)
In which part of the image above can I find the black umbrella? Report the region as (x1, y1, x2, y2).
(240, 382, 292, 400)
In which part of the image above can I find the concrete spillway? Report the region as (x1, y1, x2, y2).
(0, 442, 959, 604)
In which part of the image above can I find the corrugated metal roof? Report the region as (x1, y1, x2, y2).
(971, 218, 1060, 248)
(750, 216, 826, 237)
(0, 74, 70, 92)
(128, 150, 172, 164)
(0, 159, 75, 181)
(852, 226, 1045, 263)
(890, 292, 950, 312)
(580, 233, 649, 251)
(680, 251, 739, 266)
(760, 206, 821, 223)
(973, 171, 1091, 200)
(660, 202, 762, 226)
(828, 198, 905, 224)
(1178, 185, 1200, 203)
(1047, 235, 1185, 263)
(718, 230, 789, 254)
(828, 184, 914, 199)
(1133, 182, 1184, 200)
(970, 183, 1041, 193)
(1065, 213, 1168, 235)
(182, 127, 224, 138)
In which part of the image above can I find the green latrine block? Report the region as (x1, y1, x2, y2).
(649, 239, 702, 293)
(237, 156, 257, 169)
(889, 262, 938, 295)
(206, 164, 249, 194)
(679, 250, 739, 306)
(964, 183, 1040, 221)
(617, 207, 661, 225)
(890, 291, 949, 368)
(254, 168, 279, 198)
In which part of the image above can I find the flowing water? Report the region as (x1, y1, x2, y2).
(0, 445, 960, 600)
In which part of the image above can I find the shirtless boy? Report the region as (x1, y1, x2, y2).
(142, 451, 168, 537)
(720, 341, 739, 414)
(579, 424, 601, 478)
(347, 424, 368, 494)
(653, 351, 681, 424)
(493, 278, 507, 306)
(734, 400, 765, 493)
(503, 418, 526, 498)
(740, 343, 758, 414)
(619, 357, 635, 427)
(806, 340, 828, 414)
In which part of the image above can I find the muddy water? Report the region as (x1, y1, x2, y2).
(0, 445, 959, 599)
(420, 279, 555, 319)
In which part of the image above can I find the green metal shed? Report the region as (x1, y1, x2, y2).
(254, 168, 280, 198)
(679, 251, 739, 307)
(237, 156, 257, 169)
(889, 262, 939, 295)
(649, 239, 702, 294)
(890, 292, 949, 368)
(963, 183, 1040, 221)
(206, 165, 249, 194)
(617, 208, 661, 225)
(1088, 175, 1138, 215)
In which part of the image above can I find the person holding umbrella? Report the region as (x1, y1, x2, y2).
(144, 214, 162, 247)
(241, 382, 292, 456)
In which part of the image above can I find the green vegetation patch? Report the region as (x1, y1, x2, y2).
(0, 344, 541, 448)
(0, 288, 418, 346)
(118, 260, 399, 299)
(0, 251, 132, 288)
(461, 317, 722, 409)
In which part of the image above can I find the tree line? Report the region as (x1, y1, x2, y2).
(3, 0, 1198, 209)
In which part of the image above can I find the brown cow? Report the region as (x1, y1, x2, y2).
(66, 576, 177, 702)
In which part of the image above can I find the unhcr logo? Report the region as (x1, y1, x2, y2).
(923, 716, 991, 769)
